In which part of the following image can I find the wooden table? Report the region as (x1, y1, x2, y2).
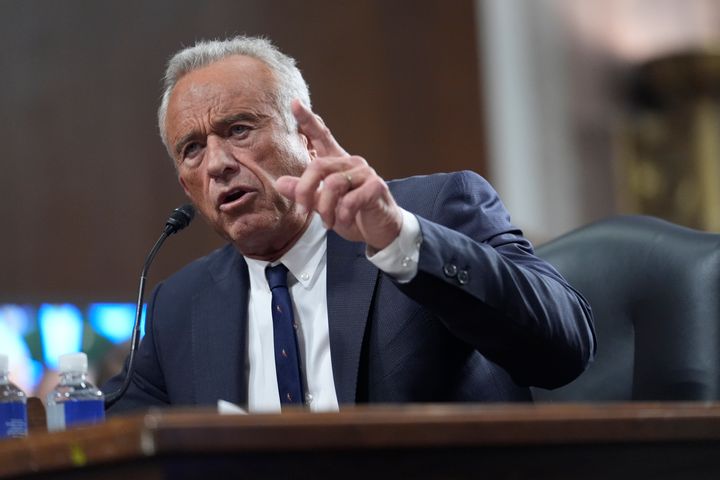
(1, 403, 720, 479)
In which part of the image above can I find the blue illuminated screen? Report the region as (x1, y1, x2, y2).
(0, 303, 145, 395)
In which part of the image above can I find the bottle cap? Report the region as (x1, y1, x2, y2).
(58, 352, 88, 374)
(0, 354, 7, 374)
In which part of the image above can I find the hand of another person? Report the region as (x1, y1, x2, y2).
(275, 100, 403, 251)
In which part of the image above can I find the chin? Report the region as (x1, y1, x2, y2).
(224, 216, 278, 245)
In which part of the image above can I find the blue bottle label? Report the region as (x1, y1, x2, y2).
(64, 400, 105, 428)
(0, 402, 28, 438)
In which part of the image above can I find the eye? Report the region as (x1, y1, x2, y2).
(181, 142, 203, 161)
(229, 124, 251, 138)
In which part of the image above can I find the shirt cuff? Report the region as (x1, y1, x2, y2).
(366, 208, 422, 283)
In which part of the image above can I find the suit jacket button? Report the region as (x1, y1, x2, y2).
(443, 263, 458, 277)
(457, 269, 470, 285)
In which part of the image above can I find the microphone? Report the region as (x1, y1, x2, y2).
(104, 204, 196, 408)
(164, 204, 195, 235)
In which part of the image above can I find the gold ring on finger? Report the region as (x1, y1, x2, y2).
(344, 172, 353, 189)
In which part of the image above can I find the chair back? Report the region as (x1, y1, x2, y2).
(533, 215, 720, 401)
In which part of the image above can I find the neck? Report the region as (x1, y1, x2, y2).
(241, 213, 313, 262)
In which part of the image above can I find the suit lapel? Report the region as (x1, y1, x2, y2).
(326, 232, 380, 404)
(191, 249, 249, 406)
(186, 235, 379, 407)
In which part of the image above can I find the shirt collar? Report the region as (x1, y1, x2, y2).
(245, 213, 327, 290)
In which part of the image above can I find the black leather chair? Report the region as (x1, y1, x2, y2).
(532, 215, 720, 401)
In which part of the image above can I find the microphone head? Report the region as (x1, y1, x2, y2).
(164, 204, 196, 234)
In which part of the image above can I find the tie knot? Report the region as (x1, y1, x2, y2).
(266, 263, 289, 289)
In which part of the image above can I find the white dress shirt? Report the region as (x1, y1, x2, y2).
(244, 209, 421, 413)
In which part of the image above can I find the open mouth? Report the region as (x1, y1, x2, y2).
(223, 189, 245, 204)
(218, 187, 253, 210)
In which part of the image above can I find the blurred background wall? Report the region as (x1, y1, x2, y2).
(481, 0, 720, 241)
(1, 0, 719, 394)
(0, 0, 485, 303)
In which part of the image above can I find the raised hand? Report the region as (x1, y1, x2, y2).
(275, 100, 403, 251)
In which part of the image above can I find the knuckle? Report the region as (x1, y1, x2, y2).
(313, 157, 329, 169)
(373, 177, 388, 191)
(363, 176, 380, 191)
(343, 194, 358, 210)
(295, 182, 310, 198)
(350, 155, 368, 167)
(336, 205, 350, 224)
(325, 175, 343, 193)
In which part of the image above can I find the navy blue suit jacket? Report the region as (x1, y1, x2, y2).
(105, 171, 595, 412)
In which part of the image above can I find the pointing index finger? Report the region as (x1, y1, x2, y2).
(292, 99, 347, 157)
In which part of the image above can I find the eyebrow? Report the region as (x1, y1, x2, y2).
(172, 111, 272, 156)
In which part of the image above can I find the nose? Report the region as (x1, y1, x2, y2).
(206, 135, 238, 180)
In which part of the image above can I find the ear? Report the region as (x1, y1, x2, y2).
(298, 132, 318, 161)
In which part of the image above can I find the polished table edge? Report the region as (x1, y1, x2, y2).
(2, 402, 720, 477)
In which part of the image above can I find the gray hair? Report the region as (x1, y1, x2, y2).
(157, 35, 312, 155)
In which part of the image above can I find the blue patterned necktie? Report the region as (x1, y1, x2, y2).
(265, 263, 304, 406)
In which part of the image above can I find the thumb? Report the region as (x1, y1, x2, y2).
(275, 175, 300, 200)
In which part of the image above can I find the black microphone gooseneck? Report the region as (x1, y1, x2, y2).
(104, 204, 195, 408)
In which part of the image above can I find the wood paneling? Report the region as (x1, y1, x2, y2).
(0, 0, 484, 302)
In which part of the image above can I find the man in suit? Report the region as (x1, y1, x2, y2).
(105, 36, 595, 413)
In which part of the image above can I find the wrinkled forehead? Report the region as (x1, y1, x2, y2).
(165, 55, 279, 136)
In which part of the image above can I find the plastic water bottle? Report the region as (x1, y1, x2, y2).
(0, 354, 28, 439)
(46, 353, 105, 432)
